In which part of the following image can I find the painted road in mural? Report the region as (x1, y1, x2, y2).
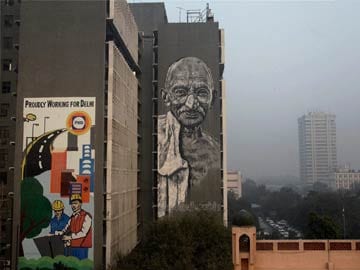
(22, 129, 67, 178)
(19, 97, 95, 270)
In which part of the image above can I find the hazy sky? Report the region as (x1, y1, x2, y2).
(131, 0, 360, 180)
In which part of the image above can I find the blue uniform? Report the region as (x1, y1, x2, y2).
(50, 213, 70, 234)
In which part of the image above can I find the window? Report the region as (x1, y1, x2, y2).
(0, 150, 8, 168)
(0, 127, 10, 145)
(5, 0, 14, 6)
(2, 59, 12, 71)
(2, 81, 11, 93)
(0, 104, 10, 117)
(0, 172, 6, 185)
(4, 15, 14, 28)
(3, 37, 13, 50)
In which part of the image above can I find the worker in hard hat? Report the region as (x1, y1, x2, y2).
(49, 200, 70, 235)
(61, 194, 92, 260)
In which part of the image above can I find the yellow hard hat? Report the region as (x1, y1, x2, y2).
(52, 200, 65, 211)
(70, 194, 82, 202)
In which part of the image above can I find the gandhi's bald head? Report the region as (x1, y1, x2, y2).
(162, 57, 214, 128)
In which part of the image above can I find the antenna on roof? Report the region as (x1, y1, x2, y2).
(206, 3, 214, 22)
(176, 7, 186, 23)
(176, 3, 214, 23)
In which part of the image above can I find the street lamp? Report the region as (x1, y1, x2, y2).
(43, 116, 50, 133)
(342, 206, 346, 239)
(32, 123, 39, 141)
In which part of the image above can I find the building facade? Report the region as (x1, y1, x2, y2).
(130, 3, 227, 224)
(11, 1, 139, 268)
(0, 0, 20, 268)
(129, 2, 169, 231)
(334, 166, 360, 190)
(3, 2, 226, 269)
(298, 112, 337, 185)
(232, 226, 360, 270)
(227, 171, 242, 198)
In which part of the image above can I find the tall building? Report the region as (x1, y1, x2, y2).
(298, 112, 337, 185)
(0, 0, 19, 268)
(130, 3, 227, 225)
(11, 1, 139, 268)
(2, 1, 226, 269)
(227, 171, 242, 198)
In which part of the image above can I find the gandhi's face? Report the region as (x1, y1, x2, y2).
(164, 58, 213, 128)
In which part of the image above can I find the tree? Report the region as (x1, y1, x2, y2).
(242, 179, 259, 203)
(310, 182, 330, 193)
(305, 212, 340, 239)
(20, 177, 52, 256)
(232, 209, 256, 227)
(112, 210, 232, 270)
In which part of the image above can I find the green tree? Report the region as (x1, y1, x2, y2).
(305, 212, 340, 239)
(20, 177, 52, 256)
(112, 211, 232, 270)
(232, 209, 256, 227)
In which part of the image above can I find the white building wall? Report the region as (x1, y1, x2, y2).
(227, 171, 242, 198)
(298, 112, 337, 185)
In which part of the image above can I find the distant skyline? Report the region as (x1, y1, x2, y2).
(130, 0, 360, 180)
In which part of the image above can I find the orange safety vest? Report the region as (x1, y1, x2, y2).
(69, 209, 92, 248)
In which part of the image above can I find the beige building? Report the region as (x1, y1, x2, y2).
(334, 167, 360, 190)
(232, 226, 360, 270)
(228, 171, 242, 198)
(298, 112, 337, 185)
(104, 0, 140, 264)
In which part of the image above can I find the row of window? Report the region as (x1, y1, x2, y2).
(4, 0, 21, 6)
(336, 174, 360, 179)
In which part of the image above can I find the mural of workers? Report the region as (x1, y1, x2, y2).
(61, 194, 92, 260)
(49, 200, 70, 235)
(20, 97, 95, 268)
(158, 57, 220, 217)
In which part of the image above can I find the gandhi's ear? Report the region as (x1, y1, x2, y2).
(161, 88, 171, 106)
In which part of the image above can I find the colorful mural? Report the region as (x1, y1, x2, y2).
(19, 97, 95, 270)
(157, 57, 221, 217)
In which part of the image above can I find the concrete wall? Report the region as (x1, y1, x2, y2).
(105, 41, 138, 263)
(16, 1, 105, 269)
(109, 0, 138, 64)
(0, 0, 19, 267)
(233, 227, 360, 270)
(129, 2, 168, 227)
(155, 22, 225, 218)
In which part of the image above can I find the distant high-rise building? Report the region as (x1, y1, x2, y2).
(227, 171, 242, 198)
(298, 112, 337, 185)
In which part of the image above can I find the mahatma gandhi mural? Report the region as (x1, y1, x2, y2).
(157, 57, 220, 217)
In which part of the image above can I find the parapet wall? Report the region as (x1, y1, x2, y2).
(233, 226, 360, 270)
